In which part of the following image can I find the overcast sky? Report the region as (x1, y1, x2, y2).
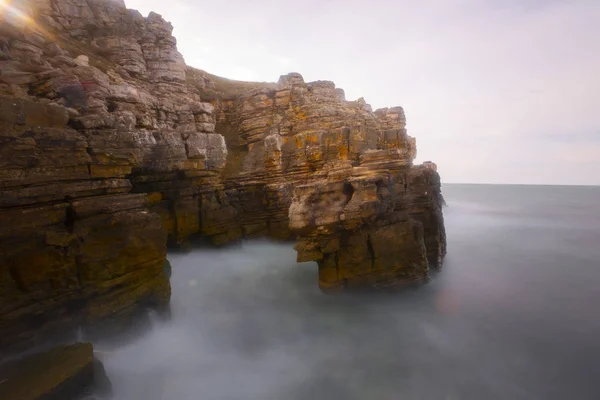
(125, 0, 599, 185)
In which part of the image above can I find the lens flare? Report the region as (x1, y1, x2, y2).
(0, 0, 53, 40)
(0, 0, 33, 24)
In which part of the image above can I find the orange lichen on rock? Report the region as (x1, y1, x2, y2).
(0, 0, 446, 355)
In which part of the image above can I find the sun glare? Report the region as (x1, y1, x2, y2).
(0, 0, 31, 23)
(0, 0, 53, 39)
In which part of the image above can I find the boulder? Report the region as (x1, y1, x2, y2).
(0, 343, 112, 400)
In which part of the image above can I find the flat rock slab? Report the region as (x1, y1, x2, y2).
(0, 343, 99, 400)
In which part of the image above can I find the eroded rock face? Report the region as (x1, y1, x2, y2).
(0, 0, 446, 354)
(216, 74, 445, 292)
(0, 0, 221, 355)
(289, 162, 445, 292)
(0, 94, 175, 351)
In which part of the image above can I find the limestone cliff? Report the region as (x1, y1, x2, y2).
(0, 0, 446, 355)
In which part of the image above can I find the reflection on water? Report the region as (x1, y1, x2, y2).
(97, 184, 600, 400)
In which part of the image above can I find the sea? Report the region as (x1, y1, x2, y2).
(96, 184, 600, 400)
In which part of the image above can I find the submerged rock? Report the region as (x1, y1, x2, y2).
(0, 343, 111, 400)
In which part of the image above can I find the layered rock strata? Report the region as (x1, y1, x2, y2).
(216, 75, 446, 291)
(0, 0, 446, 355)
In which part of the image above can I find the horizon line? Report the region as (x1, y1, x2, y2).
(442, 182, 600, 187)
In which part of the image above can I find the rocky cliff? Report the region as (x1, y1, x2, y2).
(0, 0, 446, 356)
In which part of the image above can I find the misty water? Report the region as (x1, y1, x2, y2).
(96, 184, 600, 400)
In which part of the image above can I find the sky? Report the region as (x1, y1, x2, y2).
(125, 0, 599, 185)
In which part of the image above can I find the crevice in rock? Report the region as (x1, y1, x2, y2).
(214, 192, 223, 206)
(9, 266, 25, 292)
(107, 101, 117, 112)
(65, 200, 76, 234)
(366, 233, 376, 271)
(343, 182, 355, 203)
(344, 127, 351, 158)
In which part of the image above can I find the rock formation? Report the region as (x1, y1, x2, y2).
(0, 0, 446, 355)
(0, 342, 111, 399)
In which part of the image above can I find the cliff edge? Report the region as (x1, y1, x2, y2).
(0, 0, 446, 355)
